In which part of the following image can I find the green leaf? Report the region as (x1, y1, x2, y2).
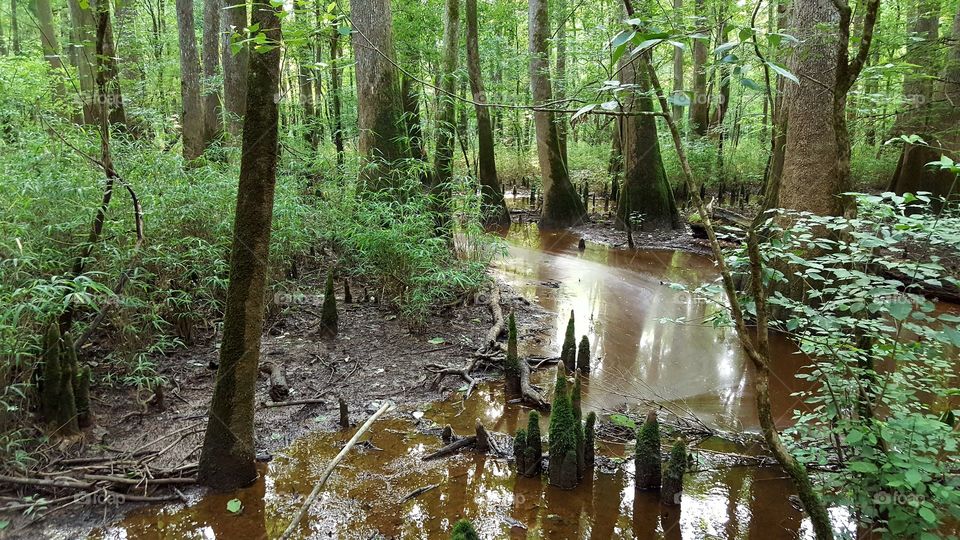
(0, 521, 8, 530)
(338, 25, 352, 36)
(227, 498, 243, 514)
(918, 506, 937, 524)
(571, 104, 596, 122)
(713, 41, 739, 56)
(766, 61, 799, 84)
(904, 469, 922, 484)
(849, 461, 878, 473)
(427, 337, 445, 345)
(609, 413, 636, 430)
(888, 302, 913, 321)
(740, 78, 762, 91)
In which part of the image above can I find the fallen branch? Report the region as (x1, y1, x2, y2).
(279, 401, 392, 540)
(423, 420, 496, 460)
(401, 483, 439, 502)
(262, 398, 326, 408)
(259, 361, 290, 402)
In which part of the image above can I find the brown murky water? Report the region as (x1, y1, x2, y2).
(95, 224, 829, 539)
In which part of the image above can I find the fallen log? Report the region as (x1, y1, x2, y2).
(484, 285, 506, 350)
(423, 421, 495, 460)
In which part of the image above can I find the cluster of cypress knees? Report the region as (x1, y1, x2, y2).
(509, 310, 688, 502)
(38, 322, 93, 436)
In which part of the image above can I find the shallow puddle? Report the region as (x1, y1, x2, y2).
(95, 224, 832, 539)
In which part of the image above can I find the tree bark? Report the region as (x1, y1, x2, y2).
(351, 0, 408, 190)
(616, 53, 680, 232)
(555, 0, 569, 168)
(10, 0, 20, 55)
(221, 0, 248, 137)
(329, 14, 344, 167)
(176, 0, 205, 161)
(777, 0, 842, 215)
(70, 0, 98, 123)
(433, 0, 459, 189)
(671, 0, 684, 119)
(466, 0, 510, 229)
(37, 0, 64, 95)
(202, 0, 223, 144)
(689, 0, 709, 136)
(198, 0, 282, 491)
(529, 0, 585, 229)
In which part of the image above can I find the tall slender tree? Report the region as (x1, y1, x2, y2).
(221, 0, 249, 137)
(198, 0, 283, 491)
(689, 0, 709, 135)
(466, 0, 510, 228)
(176, 0, 205, 160)
(329, 12, 345, 167)
(529, 0, 585, 229)
(202, 0, 223, 145)
(433, 0, 459, 189)
(37, 0, 65, 95)
(671, 0, 684, 120)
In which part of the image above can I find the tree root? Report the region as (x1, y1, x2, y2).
(423, 421, 501, 461)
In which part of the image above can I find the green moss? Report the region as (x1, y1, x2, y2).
(525, 410, 542, 476)
(513, 428, 528, 475)
(56, 334, 79, 436)
(548, 363, 578, 487)
(661, 437, 687, 505)
(688, 212, 702, 224)
(577, 335, 591, 373)
(320, 271, 338, 338)
(450, 519, 479, 540)
(635, 410, 661, 490)
(584, 411, 597, 465)
(560, 310, 576, 371)
(75, 366, 91, 427)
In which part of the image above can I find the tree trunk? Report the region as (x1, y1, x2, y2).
(176, 0, 205, 161)
(529, 0, 585, 229)
(197, 0, 282, 491)
(37, 0, 65, 95)
(401, 74, 426, 163)
(70, 0, 98, 123)
(777, 0, 842, 215)
(298, 56, 315, 144)
(202, 0, 223, 145)
(555, 0, 568, 168)
(221, 0, 248, 137)
(689, 0, 709, 136)
(10, 0, 20, 55)
(616, 54, 680, 232)
(466, 0, 510, 229)
(433, 0, 459, 189)
(90, 0, 126, 127)
(671, 0, 684, 119)
(329, 14, 344, 167)
(351, 0, 408, 190)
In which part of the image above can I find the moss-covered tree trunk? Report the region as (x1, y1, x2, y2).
(689, 0, 709, 136)
(466, 0, 510, 228)
(176, 0, 205, 160)
(616, 54, 680, 232)
(351, 0, 408, 190)
(329, 13, 345, 167)
(221, 0, 248, 137)
(430, 0, 459, 230)
(529, 0, 585, 229)
(198, 1, 282, 491)
(202, 0, 223, 145)
(36, 0, 64, 96)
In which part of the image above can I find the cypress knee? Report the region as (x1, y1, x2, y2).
(75, 366, 92, 428)
(320, 271, 338, 338)
(514, 428, 528, 476)
(635, 410, 661, 491)
(548, 362, 578, 489)
(343, 279, 353, 304)
(450, 519, 479, 540)
(504, 312, 521, 398)
(40, 323, 62, 423)
(524, 410, 543, 477)
(572, 373, 585, 479)
(584, 411, 596, 465)
(560, 310, 576, 372)
(577, 335, 591, 374)
(661, 438, 687, 505)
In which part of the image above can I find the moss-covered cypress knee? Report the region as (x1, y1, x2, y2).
(560, 310, 576, 372)
(320, 271, 338, 338)
(548, 362, 578, 489)
(55, 334, 80, 436)
(40, 322, 62, 423)
(571, 373, 585, 479)
(504, 312, 521, 398)
(75, 366, 92, 428)
(450, 519, 479, 540)
(635, 410, 661, 491)
(584, 411, 596, 465)
(513, 428, 528, 476)
(524, 410, 542, 477)
(577, 335, 591, 374)
(343, 279, 353, 304)
(661, 438, 687, 505)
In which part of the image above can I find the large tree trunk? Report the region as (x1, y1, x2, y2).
(92, 0, 126, 126)
(688, 0, 709, 136)
(432, 0, 459, 189)
(197, 0, 282, 491)
(401, 74, 426, 163)
(671, 0, 684, 119)
(529, 0, 584, 229)
(351, 0, 408, 190)
(776, 0, 842, 215)
(298, 55, 315, 144)
(37, 0, 65, 95)
(202, 0, 223, 145)
(221, 0, 248, 137)
(616, 54, 680, 232)
(329, 14, 344, 167)
(176, 0, 205, 161)
(466, 0, 510, 229)
(70, 0, 99, 123)
(555, 0, 568, 168)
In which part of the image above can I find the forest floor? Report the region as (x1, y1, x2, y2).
(8, 269, 554, 538)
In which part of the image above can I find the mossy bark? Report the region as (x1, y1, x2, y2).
(560, 310, 576, 372)
(572, 374, 584, 478)
(55, 334, 80, 436)
(41, 323, 62, 422)
(660, 438, 686, 505)
(634, 410, 661, 490)
(450, 519, 480, 540)
(584, 411, 596, 465)
(75, 366, 92, 428)
(505, 312, 521, 398)
(577, 335, 591, 374)
(514, 428, 528, 476)
(198, 2, 282, 491)
(431, 0, 459, 230)
(524, 410, 543, 477)
(528, 0, 585, 229)
(548, 363, 578, 488)
(320, 272, 339, 339)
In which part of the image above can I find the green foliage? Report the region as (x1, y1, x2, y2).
(320, 271, 338, 338)
(717, 194, 960, 536)
(450, 519, 479, 540)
